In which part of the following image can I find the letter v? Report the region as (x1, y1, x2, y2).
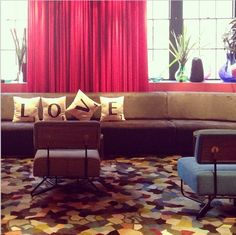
(75, 99, 90, 112)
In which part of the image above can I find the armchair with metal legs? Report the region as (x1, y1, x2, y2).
(31, 121, 102, 197)
(177, 129, 236, 219)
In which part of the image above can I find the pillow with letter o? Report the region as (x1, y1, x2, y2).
(41, 97, 66, 121)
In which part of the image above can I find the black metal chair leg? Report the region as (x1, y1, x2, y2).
(197, 195, 214, 220)
(31, 177, 57, 197)
(97, 178, 114, 190)
(87, 179, 99, 191)
(87, 179, 111, 196)
(78, 178, 99, 191)
(31, 177, 47, 197)
(180, 180, 203, 204)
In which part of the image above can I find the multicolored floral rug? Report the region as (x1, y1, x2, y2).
(1, 156, 236, 235)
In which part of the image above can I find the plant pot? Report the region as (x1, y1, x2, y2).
(175, 63, 188, 82)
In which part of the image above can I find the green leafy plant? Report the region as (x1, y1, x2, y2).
(10, 28, 26, 78)
(169, 28, 196, 68)
(222, 18, 236, 54)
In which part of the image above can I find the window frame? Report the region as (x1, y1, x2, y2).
(0, 0, 28, 83)
(147, 0, 236, 82)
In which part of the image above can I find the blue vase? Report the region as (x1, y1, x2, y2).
(219, 53, 236, 82)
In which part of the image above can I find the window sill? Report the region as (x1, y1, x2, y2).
(1, 82, 28, 92)
(148, 80, 236, 92)
(1, 81, 27, 84)
(1, 80, 236, 93)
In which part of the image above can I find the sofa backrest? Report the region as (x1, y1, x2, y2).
(34, 120, 101, 149)
(1, 93, 75, 121)
(1, 92, 168, 121)
(2, 91, 236, 122)
(193, 129, 236, 163)
(89, 92, 168, 120)
(167, 92, 236, 122)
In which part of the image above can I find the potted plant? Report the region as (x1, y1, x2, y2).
(222, 18, 236, 55)
(169, 28, 196, 82)
(10, 28, 26, 82)
(219, 18, 236, 82)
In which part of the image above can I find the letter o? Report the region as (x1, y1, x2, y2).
(48, 103, 61, 118)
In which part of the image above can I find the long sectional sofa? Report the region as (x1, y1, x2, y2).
(1, 92, 236, 158)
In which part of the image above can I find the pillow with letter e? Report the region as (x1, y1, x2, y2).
(100, 96, 125, 121)
(41, 97, 66, 121)
(12, 96, 40, 122)
(66, 90, 100, 120)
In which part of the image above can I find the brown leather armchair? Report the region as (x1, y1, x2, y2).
(31, 120, 102, 196)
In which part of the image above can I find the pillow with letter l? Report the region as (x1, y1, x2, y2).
(66, 90, 100, 120)
(12, 96, 40, 122)
(100, 96, 125, 121)
(41, 97, 67, 121)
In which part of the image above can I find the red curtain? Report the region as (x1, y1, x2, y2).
(27, 1, 148, 92)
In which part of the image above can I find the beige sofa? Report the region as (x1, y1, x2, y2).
(2, 92, 236, 158)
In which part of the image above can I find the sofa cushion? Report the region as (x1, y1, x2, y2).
(12, 96, 40, 122)
(1, 121, 34, 156)
(167, 92, 236, 122)
(66, 90, 100, 120)
(41, 96, 66, 121)
(171, 119, 236, 155)
(100, 96, 125, 121)
(88, 92, 168, 120)
(101, 120, 176, 156)
(33, 149, 100, 177)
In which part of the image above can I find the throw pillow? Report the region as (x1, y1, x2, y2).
(12, 96, 40, 122)
(66, 90, 100, 120)
(41, 97, 67, 121)
(100, 96, 125, 121)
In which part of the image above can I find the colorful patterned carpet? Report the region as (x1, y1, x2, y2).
(2, 156, 236, 235)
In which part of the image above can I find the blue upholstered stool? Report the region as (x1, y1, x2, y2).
(178, 157, 236, 196)
(177, 129, 236, 219)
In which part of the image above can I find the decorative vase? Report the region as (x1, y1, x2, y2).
(16, 69, 23, 83)
(219, 52, 236, 82)
(190, 57, 204, 82)
(175, 63, 188, 82)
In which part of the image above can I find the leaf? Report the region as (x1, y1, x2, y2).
(169, 27, 197, 67)
(10, 28, 26, 72)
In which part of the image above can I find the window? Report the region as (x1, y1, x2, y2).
(0, 0, 27, 83)
(147, 0, 234, 81)
(1, 1, 234, 83)
(147, 0, 170, 81)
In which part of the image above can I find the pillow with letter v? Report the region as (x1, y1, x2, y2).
(66, 90, 100, 120)
(12, 96, 40, 122)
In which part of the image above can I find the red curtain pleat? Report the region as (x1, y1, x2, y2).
(27, 0, 148, 92)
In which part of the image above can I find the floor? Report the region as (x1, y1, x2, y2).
(1, 156, 236, 235)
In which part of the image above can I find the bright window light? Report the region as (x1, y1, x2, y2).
(0, 0, 27, 83)
(147, 0, 234, 81)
